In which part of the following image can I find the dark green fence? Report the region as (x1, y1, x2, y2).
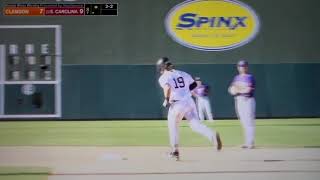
(59, 64, 320, 119)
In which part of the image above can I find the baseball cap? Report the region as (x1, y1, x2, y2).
(237, 60, 249, 67)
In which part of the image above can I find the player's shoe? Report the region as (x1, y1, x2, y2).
(169, 150, 180, 161)
(216, 132, 222, 151)
(207, 119, 215, 123)
(241, 144, 255, 149)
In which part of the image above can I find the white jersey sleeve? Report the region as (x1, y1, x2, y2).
(158, 75, 169, 88)
(181, 71, 195, 85)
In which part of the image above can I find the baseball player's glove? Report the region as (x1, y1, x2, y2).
(236, 85, 251, 94)
(229, 85, 250, 95)
(229, 85, 238, 95)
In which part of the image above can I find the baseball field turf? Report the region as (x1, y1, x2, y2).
(0, 118, 319, 147)
(0, 118, 319, 180)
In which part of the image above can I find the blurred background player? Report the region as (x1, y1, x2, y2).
(193, 77, 214, 122)
(157, 57, 222, 160)
(228, 60, 256, 149)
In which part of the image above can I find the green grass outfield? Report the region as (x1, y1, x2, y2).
(0, 118, 319, 147)
(0, 167, 49, 180)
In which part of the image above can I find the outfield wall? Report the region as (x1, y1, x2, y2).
(3, 64, 320, 119)
(59, 63, 319, 119)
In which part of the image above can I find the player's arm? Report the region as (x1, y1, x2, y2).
(163, 84, 171, 101)
(229, 83, 252, 94)
(181, 72, 198, 91)
(204, 85, 210, 95)
(190, 79, 200, 98)
(236, 85, 250, 93)
(238, 76, 255, 93)
(189, 81, 197, 91)
(228, 82, 240, 95)
(162, 84, 171, 107)
(191, 90, 197, 97)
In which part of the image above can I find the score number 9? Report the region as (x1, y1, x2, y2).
(79, 8, 84, 14)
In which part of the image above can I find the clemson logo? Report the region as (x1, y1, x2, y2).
(165, 0, 260, 51)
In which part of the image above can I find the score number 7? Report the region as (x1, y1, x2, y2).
(39, 8, 44, 15)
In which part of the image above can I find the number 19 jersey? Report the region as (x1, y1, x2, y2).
(158, 69, 194, 101)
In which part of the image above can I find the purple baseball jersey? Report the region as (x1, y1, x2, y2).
(232, 74, 255, 97)
(194, 84, 210, 96)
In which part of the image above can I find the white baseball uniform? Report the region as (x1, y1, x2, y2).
(193, 84, 214, 121)
(159, 69, 217, 150)
(231, 74, 256, 147)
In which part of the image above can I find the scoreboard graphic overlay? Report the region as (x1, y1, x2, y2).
(3, 3, 118, 16)
(0, 2, 118, 118)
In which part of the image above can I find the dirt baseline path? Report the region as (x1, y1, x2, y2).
(0, 146, 320, 180)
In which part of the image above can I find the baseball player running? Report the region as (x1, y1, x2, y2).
(228, 60, 256, 149)
(157, 57, 222, 161)
(193, 77, 214, 122)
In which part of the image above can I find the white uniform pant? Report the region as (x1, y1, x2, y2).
(196, 96, 213, 120)
(235, 96, 256, 146)
(167, 97, 216, 150)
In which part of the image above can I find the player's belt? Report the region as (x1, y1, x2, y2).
(237, 93, 254, 98)
(236, 95, 254, 98)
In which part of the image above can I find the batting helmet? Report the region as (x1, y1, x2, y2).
(156, 57, 173, 72)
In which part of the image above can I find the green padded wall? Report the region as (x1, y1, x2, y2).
(61, 64, 320, 119)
